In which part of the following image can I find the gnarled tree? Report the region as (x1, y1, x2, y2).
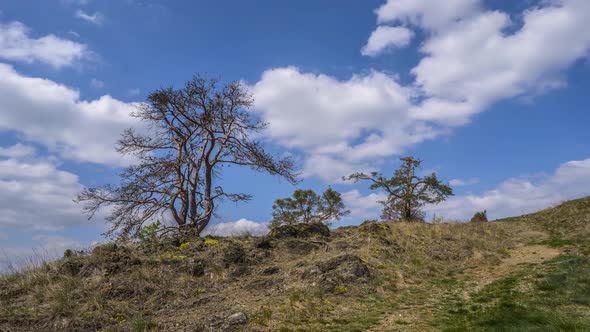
(344, 156, 453, 222)
(75, 75, 297, 237)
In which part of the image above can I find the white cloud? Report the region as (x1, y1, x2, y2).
(449, 177, 479, 187)
(428, 158, 590, 220)
(341, 190, 387, 220)
(90, 78, 104, 89)
(337, 158, 590, 222)
(409, 0, 590, 125)
(67, 30, 80, 38)
(0, 21, 89, 68)
(129, 88, 140, 95)
(251, 67, 441, 181)
(361, 26, 414, 56)
(0, 143, 35, 159)
(0, 63, 139, 166)
(0, 232, 7, 240)
(0, 234, 83, 272)
(75, 10, 104, 25)
(203, 218, 269, 236)
(375, 0, 481, 30)
(31, 235, 82, 252)
(252, 1, 590, 181)
(0, 155, 87, 231)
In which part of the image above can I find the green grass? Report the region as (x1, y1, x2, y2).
(440, 255, 590, 331)
(536, 238, 574, 248)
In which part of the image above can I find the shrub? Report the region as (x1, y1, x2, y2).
(136, 220, 161, 245)
(203, 238, 219, 246)
(471, 210, 488, 222)
(132, 318, 157, 332)
(334, 286, 348, 294)
(63, 249, 74, 258)
(270, 187, 349, 228)
(177, 242, 191, 251)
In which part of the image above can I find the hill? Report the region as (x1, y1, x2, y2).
(1, 197, 590, 331)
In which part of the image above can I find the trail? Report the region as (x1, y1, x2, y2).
(371, 236, 561, 331)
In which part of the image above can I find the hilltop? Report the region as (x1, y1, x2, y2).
(1, 197, 590, 331)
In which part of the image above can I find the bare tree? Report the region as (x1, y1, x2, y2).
(75, 75, 297, 237)
(344, 156, 453, 222)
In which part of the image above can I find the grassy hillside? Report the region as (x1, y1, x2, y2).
(1, 197, 589, 331)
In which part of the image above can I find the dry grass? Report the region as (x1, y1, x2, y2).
(1, 197, 589, 331)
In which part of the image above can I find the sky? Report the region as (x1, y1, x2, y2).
(1, 0, 590, 269)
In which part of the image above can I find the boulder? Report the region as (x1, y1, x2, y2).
(223, 243, 246, 266)
(269, 222, 330, 239)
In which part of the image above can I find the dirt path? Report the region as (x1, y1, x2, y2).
(371, 241, 562, 331)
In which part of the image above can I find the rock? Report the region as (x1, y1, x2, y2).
(249, 277, 276, 290)
(301, 267, 321, 279)
(318, 276, 338, 293)
(229, 266, 251, 278)
(261, 266, 280, 275)
(284, 239, 319, 255)
(316, 254, 371, 282)
(59, 259, 83, 276)
(360, 220, 391, 234)
(224, 312, 247, 327)
(255, 237, 273, 250)
(190, 259, 205, 277)
(317, 254, 361, 272)
(223, 243, 246, 266)
(269, 222, 330, 239)
(208, 311, 248, 329)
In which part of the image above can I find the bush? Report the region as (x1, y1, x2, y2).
(471, 210, 488, 222)
(136, 220, 161, 243)
(270, 187, 349, 228)
(63, 249, 74, 258)
(269, 222, 330, 239)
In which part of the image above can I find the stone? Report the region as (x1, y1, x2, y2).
(223, 243, 246, 266)
(190, 259, 205, 277)
(261, 266, 280, 275)
(224, 312, 247, 326)
(269, 222, 330, 239)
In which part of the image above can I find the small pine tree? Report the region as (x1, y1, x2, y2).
(270, 187, 350, 228)
(344, 156, 453, 222)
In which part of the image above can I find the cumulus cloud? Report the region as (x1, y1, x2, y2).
(0, 64, 139, 165)
(75, 10, 104, 25)
(449, 178, 479, 187)
(203, 218, 269, 236)
(0, 143, 35, 159)
(0, 234, 83, 272)
(0, 21, 89, 68)
(361, 26, 414, 56)
(410, 0, 590, 124)
(31, 235, 82, 253)
(341, 190, 387, 220)
(251, 67, 441, 181)
(376, 0, 480, 30)
(90, 78, 104, 89)
(0, 155, 89, 231)
(252, 0, 590, 181)
(428, 158, 590, 220)
(338, 158, 590, 222)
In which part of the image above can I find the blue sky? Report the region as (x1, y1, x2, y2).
(1, 0, 590, 268)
